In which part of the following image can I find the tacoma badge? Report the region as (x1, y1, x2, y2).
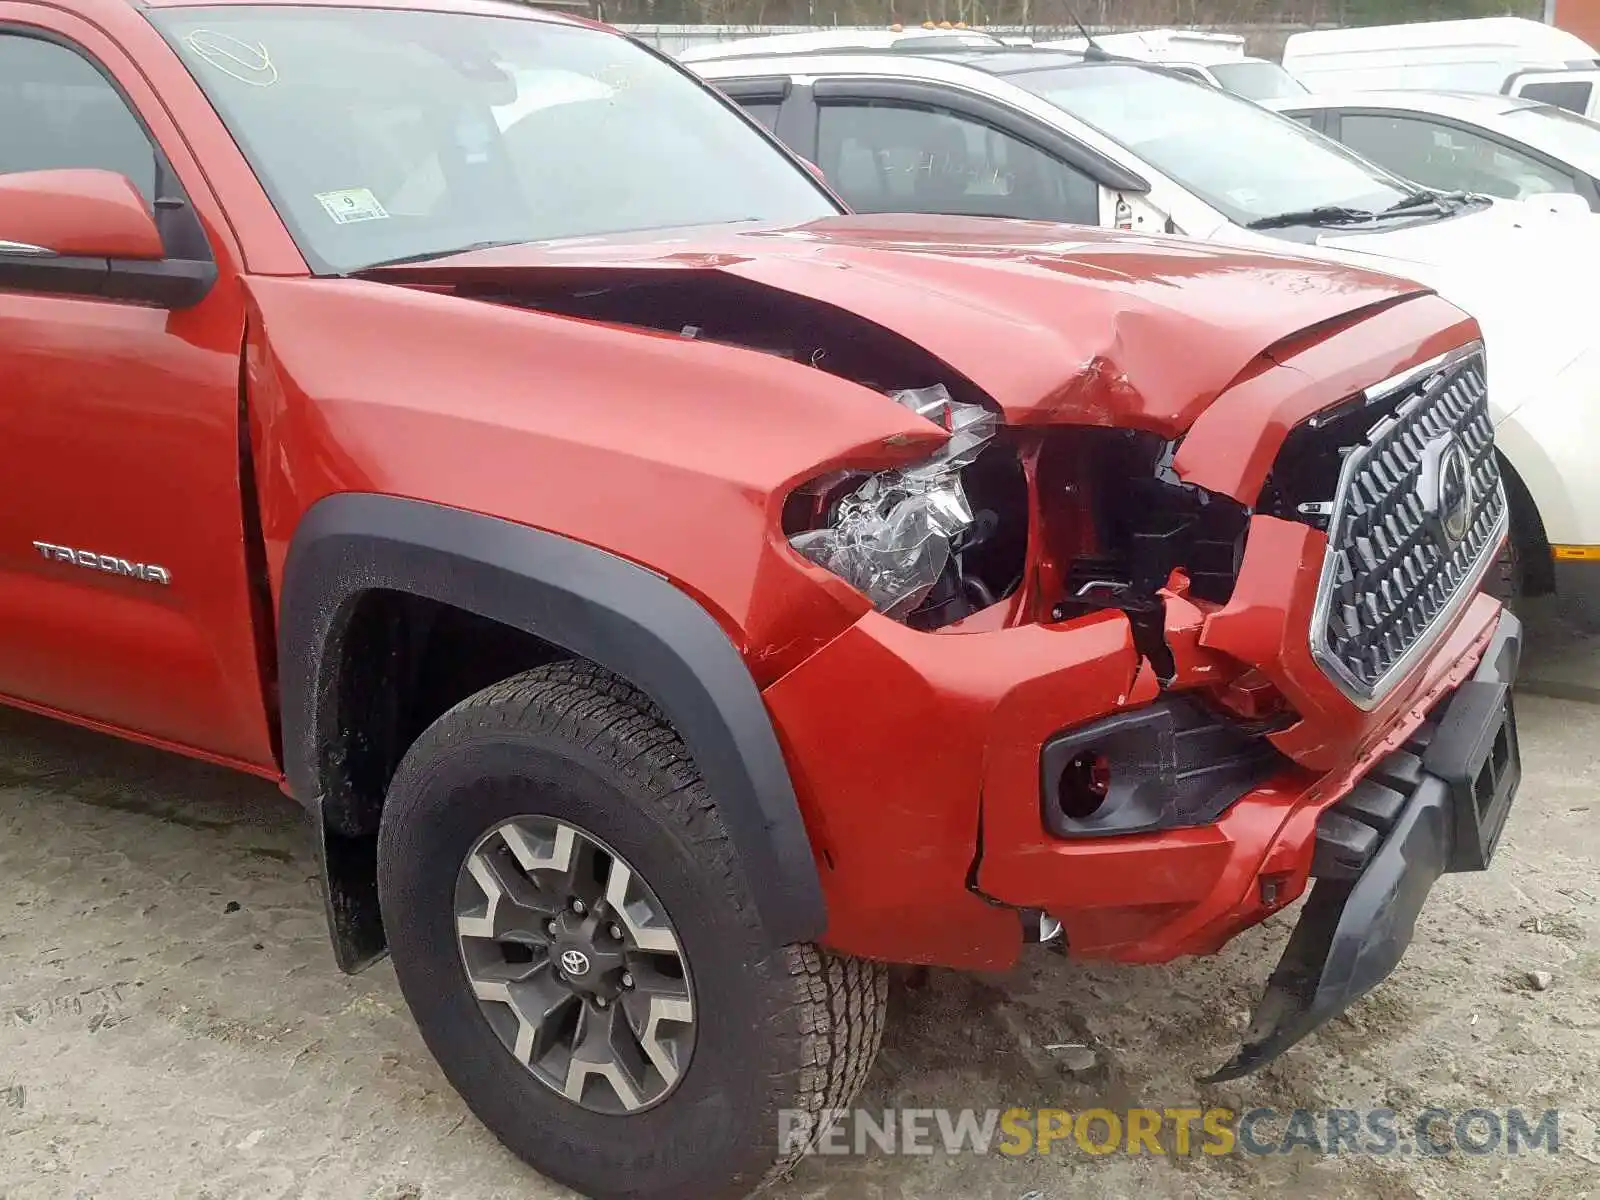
(31, 541, 171, 585)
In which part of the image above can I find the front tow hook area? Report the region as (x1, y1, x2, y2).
(1205, 612, 1523, 1083)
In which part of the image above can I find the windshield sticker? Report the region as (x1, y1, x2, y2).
(315, 188, 391, 224)
(183, 31, 277, 87)
(593, 64, 635, 93)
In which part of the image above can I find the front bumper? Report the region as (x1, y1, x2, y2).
(765, 550, 1509, 975)
(1206, 610, 1522, 1080)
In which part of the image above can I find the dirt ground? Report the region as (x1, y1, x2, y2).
(1, 687, 1597, 1200)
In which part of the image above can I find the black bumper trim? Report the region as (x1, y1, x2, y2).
(1204, 610, 1522, 1083)
(1039, 696, 1286, 838)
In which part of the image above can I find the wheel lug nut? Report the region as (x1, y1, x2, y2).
(621, 972, 634, 989)
(545, 919, 558, 936)
(595, 995, 608, 1009)
(609, 923, 623, 940)
(571, 899, 587, 915)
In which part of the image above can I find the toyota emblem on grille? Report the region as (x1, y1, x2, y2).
(560, 949, 591, 977)
(1439, 441, 1472, 544)
(1419, 433, 1473, 549)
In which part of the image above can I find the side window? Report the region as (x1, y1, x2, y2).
(1516, 80, 1594, 115)
(816, 100, 1100, 224)
(1339, 112, 1577, 201)
(737, 100, 782, 133)
(0, 34, 158, 205)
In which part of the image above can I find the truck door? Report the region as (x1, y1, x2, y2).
(0, 12, 275, 769)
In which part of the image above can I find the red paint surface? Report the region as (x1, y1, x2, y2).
(375, 219, 1431, 435)
(1175, 294, 1477, 503)
(0, 0, 1502, 973)
(0, 169, 164, 259)
(0, 0, 270, 764)
(1555, 0, 1600, 53)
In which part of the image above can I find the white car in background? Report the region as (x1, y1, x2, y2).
(1269, 89, 1600, 211)
(694, 44, 1600, 627)
(1035, 27, 1310, 100)
(1283, 17, 1600, 119)
(677, 25, 1011, 63)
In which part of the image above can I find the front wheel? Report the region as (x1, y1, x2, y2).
(376, 662, 887, 1200)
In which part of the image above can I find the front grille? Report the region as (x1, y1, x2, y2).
(1310, 345, 1506, 707)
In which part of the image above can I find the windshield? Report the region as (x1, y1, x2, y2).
(148, 7, 836, 272)
(1207, 60, 1310, 100)
(1502, 104, 1600, 172)
(1001, 62, 1413, 224)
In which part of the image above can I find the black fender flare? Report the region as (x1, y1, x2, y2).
(279, 492, 827, 953)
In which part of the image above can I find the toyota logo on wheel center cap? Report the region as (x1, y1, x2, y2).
(560, 949, 592, 977)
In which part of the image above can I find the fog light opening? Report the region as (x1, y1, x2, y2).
(1057, 751, 1111, 819)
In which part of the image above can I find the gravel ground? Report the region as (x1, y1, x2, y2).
(0, 689, 1596, 1200)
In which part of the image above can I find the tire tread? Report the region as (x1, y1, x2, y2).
(390, 660, 887, 1196)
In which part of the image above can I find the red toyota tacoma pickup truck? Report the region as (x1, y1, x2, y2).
(0, 1, 1521, 1197)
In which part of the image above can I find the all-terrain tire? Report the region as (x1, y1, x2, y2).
(376, 661, 888, 1200)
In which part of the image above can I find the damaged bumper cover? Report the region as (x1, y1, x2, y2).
(764, 581, 1508, 968)
(745, 288, 1512, 1076)
(1207, 610, 1523, 1081)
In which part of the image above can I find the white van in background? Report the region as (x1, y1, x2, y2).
(1037, 26, 1245, 59)
(677, 26, 1010, 63)
(1036, 27, 1309, 98)
(1283, 17, 1600, 117)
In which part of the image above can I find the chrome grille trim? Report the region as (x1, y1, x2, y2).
(1308, 342, 1507, 710)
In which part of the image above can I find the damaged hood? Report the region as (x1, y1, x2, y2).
(365, 214, 1433, 435)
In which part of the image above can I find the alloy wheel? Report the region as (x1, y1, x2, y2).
(454, 816, 696, 1114)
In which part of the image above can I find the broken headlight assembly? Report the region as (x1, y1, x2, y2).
(786, 385, 1012, 626)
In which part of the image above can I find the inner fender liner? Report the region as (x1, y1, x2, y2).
(279, 492, 826, 950)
